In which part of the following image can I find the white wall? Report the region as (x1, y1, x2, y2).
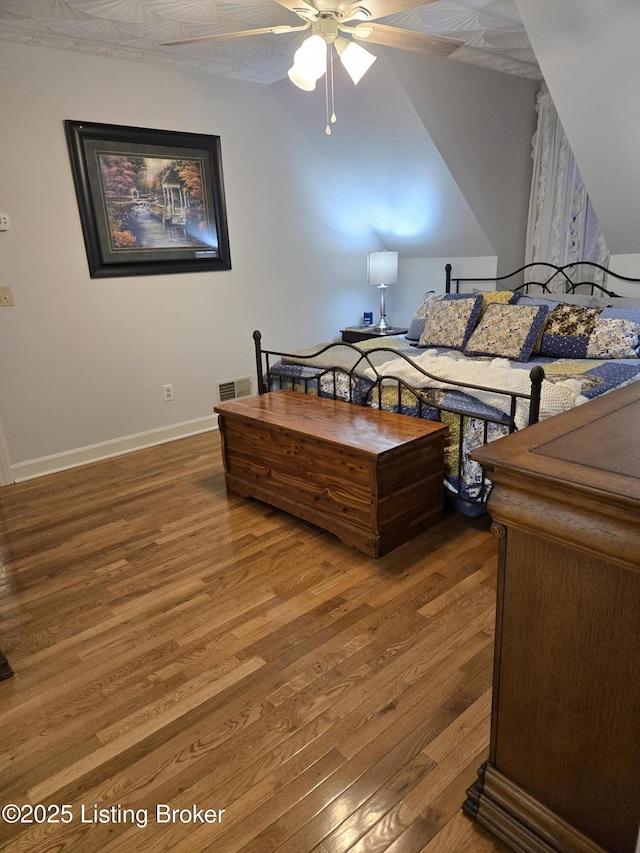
(0, 41, 373, 477)
(608, 255, 640, 298)
(272, 54, 495, 260)
(387, 50, 539, 278)
(515, 0, 640, 255)
(394, 256, 498, 324)
(0, 39, 536, 480)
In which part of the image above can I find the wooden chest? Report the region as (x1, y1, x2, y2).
(214, 391, 447, 557)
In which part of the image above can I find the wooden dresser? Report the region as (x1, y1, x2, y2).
(214, 390, 447, 557)
(464, 381, 640, 853)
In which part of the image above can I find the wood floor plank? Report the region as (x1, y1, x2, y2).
(418, 809, 512, 852)
(281, 661, 493, 853)
(0, 431, 506, 853)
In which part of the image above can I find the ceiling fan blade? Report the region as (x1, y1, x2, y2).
(355, 0, 441, 22)
(272, 0, 318, 18)
(163, 24, 307, 47)
(353, 23, 462, 57)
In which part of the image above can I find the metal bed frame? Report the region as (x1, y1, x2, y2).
(253, 332, 544, 424)
(445, 259, 630, 296)
(253, 333, 544, 513)
(252, 260, 638, 513)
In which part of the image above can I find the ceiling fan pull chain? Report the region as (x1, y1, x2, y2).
(330, 45, 337, 125)
(325, 44, 331, 135)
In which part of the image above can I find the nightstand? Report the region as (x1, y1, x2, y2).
(341, 326, 408, 343)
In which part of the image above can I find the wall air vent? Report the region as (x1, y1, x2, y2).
(217, 376, 252, 402)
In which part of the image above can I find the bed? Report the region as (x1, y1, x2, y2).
(253, 261, 640, 514)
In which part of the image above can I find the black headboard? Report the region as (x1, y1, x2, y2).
(445, 260, 640, 298)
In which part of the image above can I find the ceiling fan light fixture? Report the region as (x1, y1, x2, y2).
(293, 34, 327, 80)
(335, 37, 376, 85)
(287, 63, 318, 90)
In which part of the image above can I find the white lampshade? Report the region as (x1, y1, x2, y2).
(335, 38, 377, 85)
(368, 250, 398, 285)
(293, 34, 327, 79)
(287, 64, 317, 91)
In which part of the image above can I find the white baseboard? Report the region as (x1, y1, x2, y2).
(10, 416, 219, 483)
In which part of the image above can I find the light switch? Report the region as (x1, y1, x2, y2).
(0, 287, 15, 307)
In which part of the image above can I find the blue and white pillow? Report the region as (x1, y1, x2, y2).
(417, 294, 483, 350)
(587, 308, 640, 358)
(539, 304, 602, 358)
(406, 291, 439, 341)
(464, 303, 549, 361)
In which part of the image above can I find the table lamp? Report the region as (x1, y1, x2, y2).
(368, 250, 398, 331)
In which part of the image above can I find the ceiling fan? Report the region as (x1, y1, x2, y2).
(162, 0, 462, 133)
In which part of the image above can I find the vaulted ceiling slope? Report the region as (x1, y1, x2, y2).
(3, 1, 638, 258)
(0, 0, 542, 84)
(514, 0, 640, 255)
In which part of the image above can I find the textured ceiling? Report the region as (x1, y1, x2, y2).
(0, 0, 542, 84)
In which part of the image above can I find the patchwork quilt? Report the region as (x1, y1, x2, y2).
(266, 331, 640, 505)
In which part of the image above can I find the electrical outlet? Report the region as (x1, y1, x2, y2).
(0, 214, 9, 232)
(163, 384, 174, 401)
(0, 287, 14, 307)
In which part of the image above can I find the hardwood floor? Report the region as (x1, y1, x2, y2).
(0, 431, 509, 853)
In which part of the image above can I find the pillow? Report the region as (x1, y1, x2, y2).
(586, 317, 640, 358)
(406, 291, 439, 341)
(417, 294, 482, 350)
(464, 303, 549, 361)
(600, 305, 640, 325)
(473, 289, 521, 319)
(517, 294, 561, 353)
(516, 294, 560, 310)
(517, 291, 608, 308)
(606, 296, 640, 308)
(539, 304, 603, 358)
(553, 292, 610, 308)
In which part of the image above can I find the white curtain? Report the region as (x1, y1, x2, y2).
(525, 84, 609, 291)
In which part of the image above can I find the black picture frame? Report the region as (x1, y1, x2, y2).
(64, 120, 231, 278)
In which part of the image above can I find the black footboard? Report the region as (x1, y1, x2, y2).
(252, 330, 546, 513)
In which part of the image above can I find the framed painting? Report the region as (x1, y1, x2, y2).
(64, 120, 231, 278)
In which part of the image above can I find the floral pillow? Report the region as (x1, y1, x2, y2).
(517, 294, 562, 353)
(539, 304, 602, 358)
(406, 291, 439, 341)
(586, 318, 640, 358)
(464, 303, 549, 361)
(474, 289, 521, 320)
(417, 294, 482, 350)
(595, 307, 640, 358)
